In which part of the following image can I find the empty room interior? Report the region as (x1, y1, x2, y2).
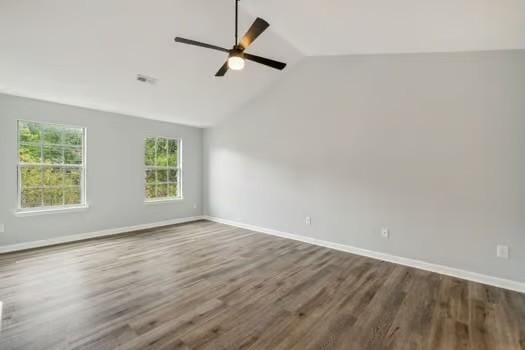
(1, 0, 525, 349)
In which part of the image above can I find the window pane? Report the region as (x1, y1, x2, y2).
(156, 138, 168, 166)
(63, 128, 82, 145)
(145, 184, 156, 199)
(157, 184, 168, 197)
(18, 121, 85, 210)
(43, 188, 64, 206)
(145, 138, 156, 166)
(64, 168, 81, 186)
(145, 169, 156, 184)
(19, 122, 41, 143)
(168, 183, 178, 197)
(19, 144, 41, 163)
(42, 125, 62, 144)
(43, 146, 63, 164)
(168, 169, 178, 183)
(21, 188, 42, 208)
(64, 187, 81, 205)
(64, 146, 82, 165)
(157, 169, 168, 183)
(168, 139, 178, 167)
(43, 167, 64, 186)
(144, 137, 181, 201)
(21, 167, 43, 188)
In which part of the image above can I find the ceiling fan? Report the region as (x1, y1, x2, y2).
(174, 0, 287, 77)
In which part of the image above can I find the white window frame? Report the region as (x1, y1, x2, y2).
(16, 120, 88, 214)
(144, 137, 183, 203)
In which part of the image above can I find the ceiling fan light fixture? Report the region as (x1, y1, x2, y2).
(174, 0, 286, 77)
(228, 55, 245, 71)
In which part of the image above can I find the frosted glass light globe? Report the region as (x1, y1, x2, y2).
(228, 56, 245, 70)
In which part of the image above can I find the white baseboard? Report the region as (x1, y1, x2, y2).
(204, 216, 525, 294)
(0, 216, 205, 254)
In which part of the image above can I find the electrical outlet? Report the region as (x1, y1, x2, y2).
(193, 203, 198, 209)
(0, 224, 4, 233)
(381, 228, 390, 239)
(305, 216, 311, 225)
(497, 245, 509, 259)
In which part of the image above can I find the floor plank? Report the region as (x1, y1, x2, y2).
(0, 220, 523, 350)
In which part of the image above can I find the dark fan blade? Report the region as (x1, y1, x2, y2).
(215, 62, 229, 77)
(239, 18, 269, 50)
(244, 53, 287, 70)
(175, 37, 230, 53)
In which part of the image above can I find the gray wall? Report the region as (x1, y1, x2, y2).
(0, 94, 203, 246)
(204, 50, 525, 282)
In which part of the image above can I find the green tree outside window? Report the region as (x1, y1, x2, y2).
(18, 121, 85, 210)
(144, 137, 181, 200)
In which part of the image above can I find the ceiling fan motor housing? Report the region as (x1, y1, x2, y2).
(230, 47, 244, 57)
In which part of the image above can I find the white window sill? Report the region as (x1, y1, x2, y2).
(144, 197, 184, 205)
(15, 205, 89, 217)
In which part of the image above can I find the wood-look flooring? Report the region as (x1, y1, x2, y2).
(0, 220, 524, 350)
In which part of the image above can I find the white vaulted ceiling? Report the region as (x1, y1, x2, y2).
(242, 0, 525, 55)
(1, 0, 524, 126)
(0, 0, 302, 127)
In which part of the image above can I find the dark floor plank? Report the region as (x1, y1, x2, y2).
(0, 220, 524, 350)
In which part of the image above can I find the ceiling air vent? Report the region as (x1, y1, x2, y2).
(136, 74, 157, 85)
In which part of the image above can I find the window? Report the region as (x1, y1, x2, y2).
(17, 121, 86, 211)
(144, 137, 181, 201)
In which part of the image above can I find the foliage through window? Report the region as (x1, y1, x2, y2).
(17, 121, 86, 210)
(144, 137, 181, 200)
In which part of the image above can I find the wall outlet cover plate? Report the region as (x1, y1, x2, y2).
(497, 245, 509, 259)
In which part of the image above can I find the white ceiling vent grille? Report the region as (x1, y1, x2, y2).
(136, 74, 157, 85)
